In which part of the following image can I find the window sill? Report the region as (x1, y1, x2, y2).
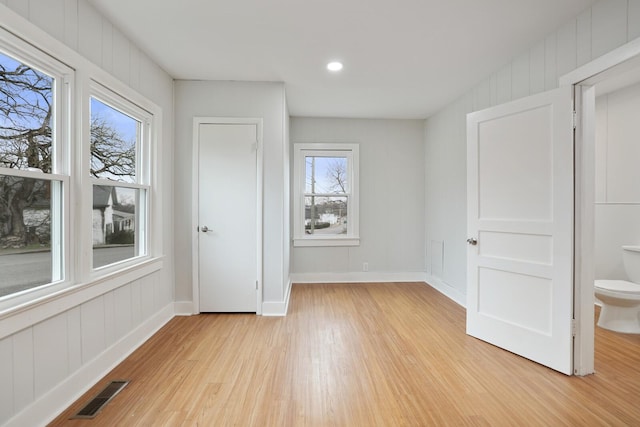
(0, 256, 164, 339)
(293, 237, 360, 247)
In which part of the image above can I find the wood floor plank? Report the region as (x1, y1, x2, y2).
(49, 283, 640, 426)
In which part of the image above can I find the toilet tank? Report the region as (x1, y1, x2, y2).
(622, 245, 640, 283)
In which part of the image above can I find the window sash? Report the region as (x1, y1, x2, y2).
(0, 47, 71, 177)
(0, 170, 68, 300)
(304, 192, 352, 197)
(87, 83, 152, 273)
(89, 82, 152, 186)
(90, 178, 150, 270)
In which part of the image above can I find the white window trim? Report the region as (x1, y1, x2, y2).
(293, 143, 359, 247)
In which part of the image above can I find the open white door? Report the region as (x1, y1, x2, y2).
(466, 86, 574, 375)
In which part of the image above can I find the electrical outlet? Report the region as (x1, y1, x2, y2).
(363, 262, 369, 272)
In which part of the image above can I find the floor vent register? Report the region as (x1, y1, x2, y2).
(71, 380, 129, 419)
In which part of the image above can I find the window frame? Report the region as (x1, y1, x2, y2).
(293, 143, 360, 247)
(0, 30, 73, 311)
(0, 16, 164, 319)
(87, 82, 153, 275)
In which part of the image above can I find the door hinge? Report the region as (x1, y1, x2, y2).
(256, 280, 259, 290)
(572, 110, 577, 130)
(571, 319, 577, 337)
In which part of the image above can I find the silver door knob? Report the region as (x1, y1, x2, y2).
(467, 238, 477, 245)
(201, 226, 210, 233)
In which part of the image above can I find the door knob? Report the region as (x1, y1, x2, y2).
(201, 226, 210, 233)
(467, 237, 477, 245)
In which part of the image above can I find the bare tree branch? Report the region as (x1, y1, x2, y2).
(0, 55, 135, 247)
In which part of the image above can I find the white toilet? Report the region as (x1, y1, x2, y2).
(595, 245, 640, 334)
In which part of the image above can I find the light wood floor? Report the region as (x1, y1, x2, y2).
(50, 283, 640, 426)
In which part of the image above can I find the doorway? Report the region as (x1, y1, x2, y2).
(568, 43, 640, 374)
(466, 38, 640, 376)
(191, 118, 263, 313)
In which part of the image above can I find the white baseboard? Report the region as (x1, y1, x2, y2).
(424, 274, 466, 307)
(6, 303, 175, 427)
(261, 279, 292, 316)
(174, 301, 195, 315)
(290, 271, 427, 284)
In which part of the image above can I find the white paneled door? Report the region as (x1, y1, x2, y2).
(466, 86, 574, 375)
(198, 123, 258, 312)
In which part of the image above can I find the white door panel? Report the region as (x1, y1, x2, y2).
(198, 123, 257, 312)
(467, 86, 574, 375)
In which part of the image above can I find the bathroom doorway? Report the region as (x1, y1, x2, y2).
(566, 39, 640, 375)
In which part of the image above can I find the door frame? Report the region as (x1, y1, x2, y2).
(191, 117, 264, 315)
(560, 36, 640, 375)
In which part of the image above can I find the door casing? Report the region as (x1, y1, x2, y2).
(560, 37, 640, 375)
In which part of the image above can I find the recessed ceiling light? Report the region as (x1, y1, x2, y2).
(327, 61, 343, 72)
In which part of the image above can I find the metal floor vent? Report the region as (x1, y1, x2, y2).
(71, 380, 129, 419)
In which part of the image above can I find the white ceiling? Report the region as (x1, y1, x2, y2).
(87, 0, 595, 119)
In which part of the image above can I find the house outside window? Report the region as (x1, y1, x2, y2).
(293, 143, 359, 247)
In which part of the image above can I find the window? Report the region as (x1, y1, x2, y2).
(293, 143, 359, 246)
(89, 90, 150, 269)
(0, 27, 160, 311)
(0, 47, 70, 298)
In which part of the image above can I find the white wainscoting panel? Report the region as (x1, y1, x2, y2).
(33, 312, 69, 399)
(104, 291, 116, 349)
(67, 307, 82, 374)
(114, 284, 133, 339)
(80, 296, 106, 365)
(12, 328, 34, 414)
(0, 336, 12, 421)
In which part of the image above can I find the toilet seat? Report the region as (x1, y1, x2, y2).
(595, 279, 640, 294)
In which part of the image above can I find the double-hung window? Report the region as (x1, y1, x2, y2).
(0, 44, 71, 300)
(0, 26, 159, 311)
(89, 85, 151, 270)
(293, 143, 359, 246)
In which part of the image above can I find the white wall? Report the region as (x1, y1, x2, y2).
(424, 97, 471, 304)
(290, 118, 425, 282)
(173, 81, 290, 313)
(424, 0, 640, 304)
(594, 82, 640, 280)
(0, 1, 174, 426)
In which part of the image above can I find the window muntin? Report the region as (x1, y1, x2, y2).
(89, 90, 150, 270)
(294, 144, 359, 246)
(0, 48, 68, 300)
